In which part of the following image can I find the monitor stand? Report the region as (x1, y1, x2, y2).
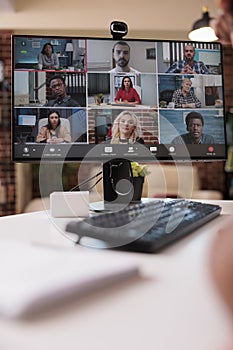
(90, 159, 135, 212)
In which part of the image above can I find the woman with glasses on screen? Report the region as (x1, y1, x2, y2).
(36, 110, 71, 144)
(107, 111, 144, 144)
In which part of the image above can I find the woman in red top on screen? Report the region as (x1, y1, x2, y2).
(115, 76, 141, 105)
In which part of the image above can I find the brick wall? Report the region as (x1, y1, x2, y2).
(194, 45, 233, 196)
(222, 45, 233, 108)
(0, 31, 15, 215)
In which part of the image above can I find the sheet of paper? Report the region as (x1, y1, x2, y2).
(0, 240, 139, 318)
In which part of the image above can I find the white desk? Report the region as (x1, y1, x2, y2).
(1, 200, 233, 350)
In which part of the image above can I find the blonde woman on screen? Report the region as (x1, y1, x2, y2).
(108, 111, 144, 144)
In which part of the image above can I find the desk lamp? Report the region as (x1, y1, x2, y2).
(65, 42, 74, 67)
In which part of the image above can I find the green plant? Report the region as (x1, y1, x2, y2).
(97, 93, 104, 98)
(76, 62, 83, 70)
(159, 100, 167, 108)
(94, 93, 104, 105)
(131, 162, 150, 177)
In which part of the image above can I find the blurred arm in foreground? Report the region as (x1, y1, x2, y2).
(210, 0, 233, 47)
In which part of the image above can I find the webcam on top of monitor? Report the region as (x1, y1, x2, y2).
(110, 21, 128, 40)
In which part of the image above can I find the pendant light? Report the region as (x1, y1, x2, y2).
(188, 6, 218, 42)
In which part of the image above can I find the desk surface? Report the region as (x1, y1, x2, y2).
(1, 200, 233, 350)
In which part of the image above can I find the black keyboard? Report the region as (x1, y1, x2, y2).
(65, 199, 221, 253)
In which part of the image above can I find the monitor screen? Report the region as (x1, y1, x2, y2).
(18, 114, 36, 126)
(12, 35, 227, 163)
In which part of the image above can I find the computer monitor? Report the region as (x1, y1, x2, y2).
(11, 34, 227, 206)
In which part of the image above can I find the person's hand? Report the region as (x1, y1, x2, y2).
(181, 65, 196, 74)
(183, 103, 195, 108)
(209, 214, 233, 315)
(210, 0, 233, 47)
(215, 0, 233, 14)
(116, 100, 130, 104)
(181, 66, 188, 74)
(47, 137, 58, 144)
(210, 13, 233, 46)
(51, 137, 59, 144)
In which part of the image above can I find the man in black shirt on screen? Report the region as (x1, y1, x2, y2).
(171, 112, 215, 144)
(45, 75, 81, 107)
